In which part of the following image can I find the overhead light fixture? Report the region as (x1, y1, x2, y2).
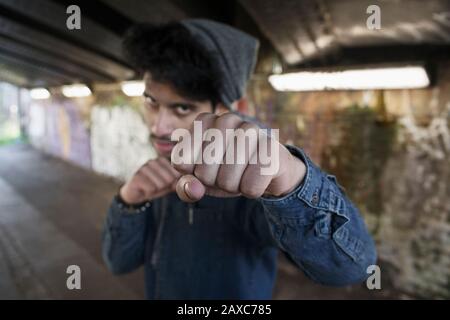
(30, 88, 51, 100)
(121, 81, 145, 97)
(269, 65, 430, 91)
(62, 84, 92, 97)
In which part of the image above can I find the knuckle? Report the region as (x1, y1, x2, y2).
(172, 162, 192, 174)
(194, 166, 215, 186)
(156, 157, 166, 166)
(240, 184, 263, 198)
(136, 167, 146, 177)
(216, 177, 237, 193)
(195, 112, 214, 122)
(215, 113, 241, 128)
(239, 121, 257, 132)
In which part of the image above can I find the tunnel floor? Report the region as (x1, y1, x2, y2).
(0, 143, 144, 299)
(0, 143, 402, 300)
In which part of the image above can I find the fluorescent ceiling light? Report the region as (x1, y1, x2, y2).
(62, 84, 92, 97)
(30, 88, 50, 99)
(121, 81, 145, 97)
(269, 66, 430, 91)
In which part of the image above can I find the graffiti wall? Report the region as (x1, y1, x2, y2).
(250, 63, 450, 298)
(90, 105, 155, 181)
(27, 97, 91, 169)
(26, 91, 155, 181)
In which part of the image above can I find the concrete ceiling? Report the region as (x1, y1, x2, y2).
(241, 0, 450, 67)
(0, 0, 449, 88)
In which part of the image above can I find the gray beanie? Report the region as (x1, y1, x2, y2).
(180, 19, 260, 108)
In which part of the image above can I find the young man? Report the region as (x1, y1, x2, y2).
(102, 19, 377, 299)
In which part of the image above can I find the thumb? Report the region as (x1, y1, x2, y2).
(176, 174, 206, 202)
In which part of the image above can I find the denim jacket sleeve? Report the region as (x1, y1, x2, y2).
(101, 197, 152, 275)
(260, 145, 377, 286)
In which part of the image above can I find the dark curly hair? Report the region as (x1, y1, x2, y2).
(122, 22, 222, 106)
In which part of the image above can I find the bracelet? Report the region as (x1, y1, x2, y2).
(115, 195, 151, 214)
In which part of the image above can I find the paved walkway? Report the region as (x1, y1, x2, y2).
(0, 143, 399, 299)
(0, 143, 144, 299)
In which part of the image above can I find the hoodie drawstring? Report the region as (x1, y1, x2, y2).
(188, 203, 194, 225)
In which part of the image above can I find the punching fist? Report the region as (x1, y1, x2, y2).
(171, 113, 306, 202)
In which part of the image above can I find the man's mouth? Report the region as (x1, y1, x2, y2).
(152, 138, 175, 153)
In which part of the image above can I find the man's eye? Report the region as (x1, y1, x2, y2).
(175, 105, 192, 115)
(144, 97, 158, 109)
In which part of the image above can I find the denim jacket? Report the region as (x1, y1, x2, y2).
(102, 145, 377, 299)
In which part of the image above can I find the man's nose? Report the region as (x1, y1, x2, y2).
(151, 109, 173, 137)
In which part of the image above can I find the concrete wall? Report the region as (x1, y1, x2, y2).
(24, 64, 450, 298)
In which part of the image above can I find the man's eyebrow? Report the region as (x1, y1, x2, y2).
(143, 91, 196, 109)
(167, 101, 196, 109)
(143, 92, 155, 100)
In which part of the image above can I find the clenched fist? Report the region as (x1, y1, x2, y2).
(119, 157, 181, 204)
(171, 113, 306, 202)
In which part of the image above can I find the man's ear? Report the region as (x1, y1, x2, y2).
(214, 103, 230, 115)
(234, 97, 249, 115)
(214, 97, 249, 115)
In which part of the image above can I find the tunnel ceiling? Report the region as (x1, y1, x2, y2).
(0, 0, 449, 88)
(240, 0, 450, 67)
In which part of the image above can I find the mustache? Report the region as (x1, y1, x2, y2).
(150, 134, 173, 142)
